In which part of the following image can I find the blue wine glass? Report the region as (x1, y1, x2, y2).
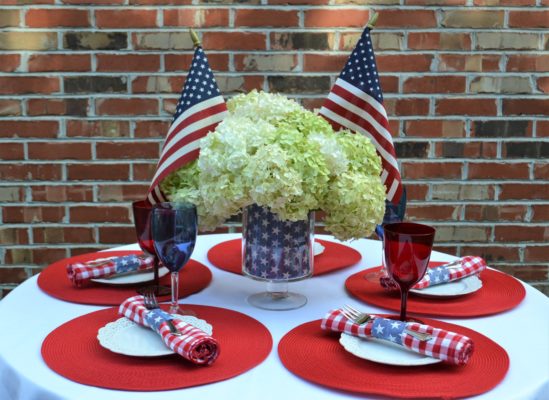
(151, 202, 197, 315)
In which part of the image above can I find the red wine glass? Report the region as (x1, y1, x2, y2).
(132, 200, 170, 296)
(151, 202, 197, 315)
(383, 222, 435, 321)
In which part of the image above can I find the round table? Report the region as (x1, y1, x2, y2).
(0, 234, 547, 400)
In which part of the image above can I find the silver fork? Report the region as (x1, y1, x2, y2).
(341, 304, 432, 342)
(143, 290, 182, 336)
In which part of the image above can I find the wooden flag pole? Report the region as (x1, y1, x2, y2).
(366, 11, 378, 29)
(190, 29, 201, 48)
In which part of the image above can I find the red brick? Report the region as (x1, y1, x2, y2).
(436, 98, 497, 116)
(0, 121, 58, 138)
(165, 53, 229, 71)
(394, 98, 430, 116)
(70, 206, 131, 223)
(0, 164, 62, 181)
(380, 76, 399, 93)
(97, 184, 150, 201)
(95, 98, 158, 116)
(28, 54, 90, 72)
(134, 120, 170, 138)
(494, 226, 547, 242)
(202, 32, 266, 50)
(62, 0, 125, 3)
(465, 205, 527, 221)
(404, 76, 466, 93)
(66, 120, 130, 138)
(95, 9, 157, 28)
(405, 120, 465, 138)
(473, 0, 534, 4)
(303, 54, 347, 72)
(67, 163, 130, 181)
(131, 76, 183, 93)
(0, 143, 24, 160)
(0, 268, 29, 284)
(0, 54, 20, 72)
(509, 11, 549, 28)
(129, 0, 192, 3)
(408, 33, 471, 50)
(525, 246, 549, 262)
(0, 77, 59, 94)
(461, 245, 520, 262)
(96, 142, 159, 159)
(27, 99, 88, 116)
(377, 55, 432, 72)
(507, 55, 549, 72)
(164, 9, 229, 27)
(32, 185, 93, 202)
(33, 227, 96, 244)
(537, 77, 549, 94)
(3, 206, 65, 223)
(98, 226, 137, 244)
(269, 0, 327, 3)
(499, 184, 549, 200)
(377, 10, 437, 28)
(402, 162, 462, 179)
(533, 163, 549, 179)
(468, 162, 530, 179)
(438, 54, 500, 72)
(503, 99, 548, 116)
(133, 163, 156, 180)
(96, 54, 160, 72)
(404, 184, 430, 201)
(28, 142, 92, 160)
(537, 121, 549, 137)
(304, 9, 368, 28)
(26, 8, 89, 27)
(531, 205, 549, 222)
(406, 205, 461, 220)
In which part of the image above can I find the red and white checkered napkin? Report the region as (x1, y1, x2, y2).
(119, 295, 220, 366)
(380, 256, 487, 291)
(66, 254, 154, 287)
(321, 309, 474, 366)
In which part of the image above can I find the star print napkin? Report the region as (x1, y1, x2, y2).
(380, 256, 487, 291)
(119, 295, 220, 365)
(321, 309, 474, 365)
(66, 254, 154, 287)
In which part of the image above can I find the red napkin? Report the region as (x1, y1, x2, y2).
(119, 295, 220, 365)
(66, 254, 154, 287)
(321, 309, 474, 365)
(380, 256, 487, 291)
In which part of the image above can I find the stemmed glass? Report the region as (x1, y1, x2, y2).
(131, 200, 170, 296)
(383, 222, 435, 321)
(151, 202, 198, 315)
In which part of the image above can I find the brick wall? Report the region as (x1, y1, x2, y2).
(0, 0, 547, 298)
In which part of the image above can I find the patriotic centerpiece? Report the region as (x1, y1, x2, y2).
(160, 90, 386, 242)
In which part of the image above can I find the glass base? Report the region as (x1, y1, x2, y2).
(247, 291, 307, 311)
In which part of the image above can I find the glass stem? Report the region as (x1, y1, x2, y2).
(170, 271, 179, 314)
(267, 281, 289, 299)
(399, 288, 408, 321)
(153, 256, 160, 287)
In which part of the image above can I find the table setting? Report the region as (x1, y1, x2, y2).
(1, 23, 548, 400)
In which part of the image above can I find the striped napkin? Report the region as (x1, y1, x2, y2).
(321, 309, 474, 365)
(66, 254, 154, 287)
(380, 256, 487, 291)
(119, 295, 220, 366)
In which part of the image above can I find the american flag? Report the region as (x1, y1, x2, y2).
(242, 204, 313, 281)
(147, 46, 228, 205)
(319, 26, 403, 204)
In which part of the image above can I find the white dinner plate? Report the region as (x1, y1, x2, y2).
(410, 275, 483, 298)
(97, 315, 213, 357)
(339, 333, 441, 366)
(313, 241, 325, 257)
(91, 266, 170, 285)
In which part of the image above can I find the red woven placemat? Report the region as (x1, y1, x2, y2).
(278, 318, 509, 399)
(345, 262, 526, 318)
(42, 305, 272, 391)
(207, 239, 361, 276)
(38, 251, 212, 306)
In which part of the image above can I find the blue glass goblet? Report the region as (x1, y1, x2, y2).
(151, 202, 197, 315)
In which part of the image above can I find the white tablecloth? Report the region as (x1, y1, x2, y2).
(0, 234, 548, 400)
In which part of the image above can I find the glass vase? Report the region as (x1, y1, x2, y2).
(242, 204, 314, 310)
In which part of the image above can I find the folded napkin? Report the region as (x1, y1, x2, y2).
(321, 309, 474, 365)
(119, 295, 220, 366)
(66, 254, 154, 287)
(380, 256, 487, 291)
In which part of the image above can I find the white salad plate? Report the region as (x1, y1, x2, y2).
(339, 333, 441, 366)
(97, 315, 212, 357)
(410, 275, 483, 298)
(91, 266, 170, 285)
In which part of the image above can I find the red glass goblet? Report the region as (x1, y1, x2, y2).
(132, 200, 170, 296)
(383, 222, 435, 321)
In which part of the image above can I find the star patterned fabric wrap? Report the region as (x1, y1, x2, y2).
(321, 309, 474, 366)
(119, 295, 220, 366)
(242, 204, 314, 281)
(66, 255, 155, 287)
(380, 256, 487, 291)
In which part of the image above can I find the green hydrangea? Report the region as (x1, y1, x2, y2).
(161, 90, 386, 241)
